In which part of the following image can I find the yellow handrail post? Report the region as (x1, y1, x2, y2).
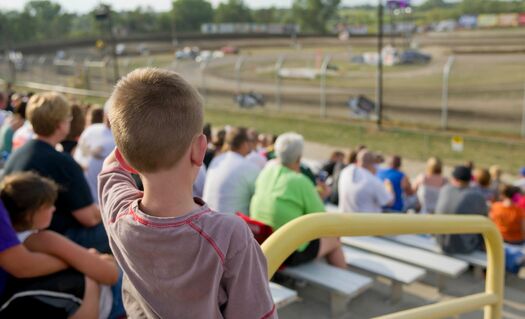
(261, 213, 504, 319)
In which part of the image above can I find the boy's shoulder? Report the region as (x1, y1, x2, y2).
(197, 210, 255, 258)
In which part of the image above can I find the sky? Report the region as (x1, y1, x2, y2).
(0, 0, 426, 13)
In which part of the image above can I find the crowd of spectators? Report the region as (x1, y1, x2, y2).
(1, 70, 525, 317)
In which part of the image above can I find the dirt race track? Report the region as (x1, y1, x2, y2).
(4, 29, 525, 135)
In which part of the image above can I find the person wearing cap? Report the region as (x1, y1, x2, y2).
(74, 103, 115, 204)
(513, 167, 525, 193)
(435, 165, 488, 254)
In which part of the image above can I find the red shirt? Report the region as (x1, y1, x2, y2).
(490, 202, 525, 242)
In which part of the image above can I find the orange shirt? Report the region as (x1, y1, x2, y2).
(489, 202, 525, 243)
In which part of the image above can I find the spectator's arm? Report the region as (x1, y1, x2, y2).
(303, 177, 326, 214)
(402, 175, 413, 196)
(0, 244, 68, 278)
(99, 149, 142, 226)
(412, 175, 423, 194)
(72, 204, 102, 227)
(381, 179, 395, 206)
(24, 230, 118, 285)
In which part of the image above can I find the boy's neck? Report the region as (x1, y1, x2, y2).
(139, 167, 199, 218)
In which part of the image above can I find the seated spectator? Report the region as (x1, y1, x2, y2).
(74, 103, 115, 204)
(377, 155, 412, 212)
(514, 167, 525, 193)
(413, 157, 447, 214)
(0, 172, 119, 318)
(489, 165, 502, 202)
(327, 153, 347, 206)
(202, 123, 215, 168)
(2, 92, 109, 253)
(203, 127, 260, 215)
(85, 105, 103, 127)
(246, 128, 267, 169)
(472, 168, 496, 203)
(11, 115, 34, 152)
(204, 127, 226, 168)
(0, 99, 26, 156)
(338, 150, 393, 213)
(490, 185, 525, 245)
(321, 150, 345, 178)
(251, 132, 346, 268)
(435, 166, 488, 254)
(60, 104, 85, 155)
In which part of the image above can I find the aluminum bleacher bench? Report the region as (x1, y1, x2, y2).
(280, 261, 373, 318)
(270, 282, 299, 309)
(342, 246, 426, 302)
(386, 234, 488, 276)
(342, 236, 468, 290)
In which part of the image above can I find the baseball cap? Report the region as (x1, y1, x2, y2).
(452, 165, 472, 182)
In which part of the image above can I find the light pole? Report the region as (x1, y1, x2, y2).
(376, 0, 384, 129)
(95, 5, 119, 82)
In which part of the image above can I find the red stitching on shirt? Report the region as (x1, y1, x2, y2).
(260, 304, 276, 319)
(100, 165, 127, 175)
(188, 221, 225, 265)
(109, 207, 133, 224)
(128, 208, 212, 228)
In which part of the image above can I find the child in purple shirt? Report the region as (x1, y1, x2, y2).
(99, 68, 275, 318)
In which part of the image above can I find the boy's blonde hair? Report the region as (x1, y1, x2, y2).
(27, 92, 71, 136)
(109, 68, 203, 172)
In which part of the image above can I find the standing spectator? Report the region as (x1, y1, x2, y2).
(472, 168, 496, 203)
(251, 132, 346, 268)
(74, 102, 115, 204)
(377, 155, 411, 212)
(2, 92, 109, 253)
(435, 166, 488, 254)
(203, 127, 260, 215)
(490, 185, 525, 245)
(99, 68, 275, 318)
(412, 157, 447, 214)
(338, 150, 393, 213)
(514, 167, 525, 193)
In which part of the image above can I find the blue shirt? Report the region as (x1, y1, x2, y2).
(377, 168, 405, 212)
(0, 200, 20, 295)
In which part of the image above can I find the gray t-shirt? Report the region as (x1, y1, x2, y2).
(435, 184, 488, 254)
(99, 163, 276, 319)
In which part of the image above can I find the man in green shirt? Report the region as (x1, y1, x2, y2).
(250, 132, 346, 268)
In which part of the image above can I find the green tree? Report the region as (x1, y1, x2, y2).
(214, 0, 253, 23)
(252, 7, 279, 24)
(172, 0, 214, 32)
(291, 0, 341, 33)
(419, 0, 449, 11)
(23, 1, 73, 41)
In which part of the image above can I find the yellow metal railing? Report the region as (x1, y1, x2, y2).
(261, 213, 504, 319)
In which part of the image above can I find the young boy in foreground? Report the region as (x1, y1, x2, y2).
(99, 68, 276, 318)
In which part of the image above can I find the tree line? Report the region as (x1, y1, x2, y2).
(1, 0, 524, 46)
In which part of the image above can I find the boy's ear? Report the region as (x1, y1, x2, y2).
(190, 134, 207, 166)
